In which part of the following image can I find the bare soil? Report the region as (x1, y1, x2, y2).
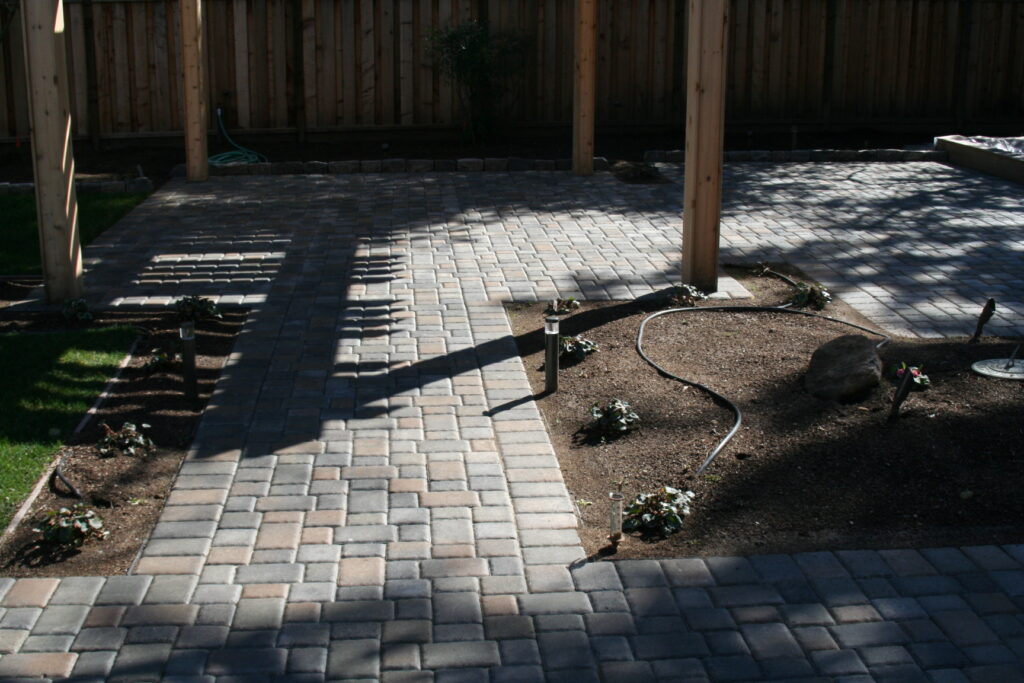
(0, 307, 245, 576)
(507, 267, 1024, 559)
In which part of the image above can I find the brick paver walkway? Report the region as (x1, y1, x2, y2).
(1, 162, 1021, 681)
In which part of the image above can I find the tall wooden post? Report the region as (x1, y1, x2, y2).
(180, 0, 208, 181)
(682, 0, 729, 293)
(572, 0, 597, 175)
(22, 0, 84, 303)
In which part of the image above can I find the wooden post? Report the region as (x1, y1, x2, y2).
(21, 0, 84, 303)
(682, 0, 729, 293)
(572, 0, 597, 175)
(180, 0, 208, 181)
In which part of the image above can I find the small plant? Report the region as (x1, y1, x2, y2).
(666, 284, 708, 308)
(893, 362, 930, 389)
(790, 283, 832, 310)
(546, 297, 581, 315)
(174, 295, 221, 322)
(559, 335, 598, 361)
(34, 504, 108, 548)
(590, 399, 640, 436)
(622, 486, 696, 537)
(144, 341, 182, 372)
(97, 422, 154, 458)
(62, 298, 93, 322)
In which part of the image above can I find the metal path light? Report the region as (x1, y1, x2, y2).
(545, 315, 560, 394)
(180, 321, 198, 401)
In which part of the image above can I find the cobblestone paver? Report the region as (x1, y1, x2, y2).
(3, 164, 1022, 680)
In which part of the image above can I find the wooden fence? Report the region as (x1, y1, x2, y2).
(1, 0, 1022, 139)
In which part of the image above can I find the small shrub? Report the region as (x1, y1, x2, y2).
(546, 297, 581, 315)
(559, 335, 598, 361)
(34, 504, 108, 548)
(62, 298, 93, 322)
(622, 486, 696, 537)
(174, 295, 221, 322)
(590, 399, 640, 436)
(144, 341, 182, 372)
(666, 284, 708, 308)
(427, 22, 528, 144)
(892, 362, 930, 389)
(790, 282, 832, 310)
(97, 422, 154, 458)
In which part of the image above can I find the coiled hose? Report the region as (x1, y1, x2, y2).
(208, 108, 268, 167)
(635, 304, 890, 475)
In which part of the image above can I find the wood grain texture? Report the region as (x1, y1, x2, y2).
(180, 0, 207, 180)
(682, 0, 728, 293)
(4, 0, 1024, 139)
(20, 0, 84, 301)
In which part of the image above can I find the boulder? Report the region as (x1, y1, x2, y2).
(805, 334, 882, 402)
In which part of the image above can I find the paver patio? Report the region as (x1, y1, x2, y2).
(1, 161, 1021, 681)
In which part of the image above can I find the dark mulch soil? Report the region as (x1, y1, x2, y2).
(0, 307, 245, 576)
(508, 267, 1024, 559)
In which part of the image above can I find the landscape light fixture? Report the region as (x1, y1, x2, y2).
(544, 315, 560, 394)
(180, 321, 198, 401)
(608, 490, 624, 544)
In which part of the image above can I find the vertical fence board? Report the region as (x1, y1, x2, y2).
(399, 0, 414, 124)
(380, 0, 394, 123)
(2, 0, 1024, 139)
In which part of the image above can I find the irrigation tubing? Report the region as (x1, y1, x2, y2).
(50, 458, 84, 500)
(635, 304, 890, 475)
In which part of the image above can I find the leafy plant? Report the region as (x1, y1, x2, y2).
(559, 335, 598, 361)
(174, 296, 221, 322)
(546, 297, 581, 315)
(622, 486, 696, 537)
(428, 22, 528, 144)
(666, 284, 708, 308)
(589, 399, 640, 436)
(144, 341, 182, 372)
(893, 362, 930, 389)
(62, 298, 93, 322)
(97, 422, 154, 458)
(790, 283, 832, 310)
(34, 504, 108, 549)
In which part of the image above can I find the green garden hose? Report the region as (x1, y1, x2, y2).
(208, 108, 268, 167)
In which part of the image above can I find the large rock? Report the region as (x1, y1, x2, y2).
(805, 334, 882, 402)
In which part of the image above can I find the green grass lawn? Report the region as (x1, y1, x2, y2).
(0, 192, 148, 275)
(0, 327, 137, 530)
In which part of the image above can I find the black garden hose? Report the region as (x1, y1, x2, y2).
(50, 456, 84, 500)
(635, 304, 890, 475)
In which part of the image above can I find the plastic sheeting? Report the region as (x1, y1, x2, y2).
(964, 136, 1024, 160)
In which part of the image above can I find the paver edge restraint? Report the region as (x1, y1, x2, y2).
(636, 298, 891, 476)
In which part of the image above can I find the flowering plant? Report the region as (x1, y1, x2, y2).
(623, 487, 695, 536)
(894, 362, 930, 389)
(559, 335, 598, 361)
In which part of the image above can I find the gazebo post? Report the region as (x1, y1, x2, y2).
(21, 0, 84, 303)
(180, 0, 208, 181)
(572, 0, 597, 176)
(682, 0, 729, 293)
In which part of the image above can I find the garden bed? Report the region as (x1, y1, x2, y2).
(0, 308, 245, 576)
(507, 268, 1024, 559)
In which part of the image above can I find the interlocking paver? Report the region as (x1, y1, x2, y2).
(3, 166, 1020, 679)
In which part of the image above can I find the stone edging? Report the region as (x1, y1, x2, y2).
(197, 156, 612, 177)
(0, 177, 154, 195)
(645, 148, 949, 163)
